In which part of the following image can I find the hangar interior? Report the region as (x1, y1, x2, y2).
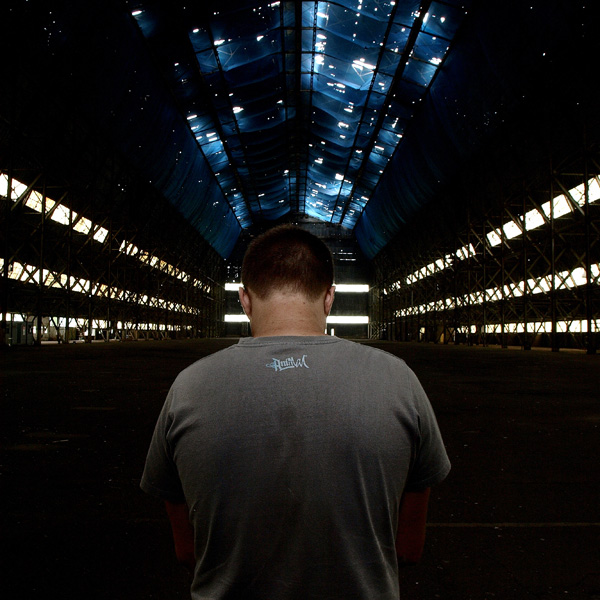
(1, 0, 598, 350)
(2, 3, 599, 599)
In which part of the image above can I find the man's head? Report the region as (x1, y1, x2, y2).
(241, 224, 334, 300)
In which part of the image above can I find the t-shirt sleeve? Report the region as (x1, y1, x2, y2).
(404, 369, 451, 492)
(140, 389, 186, 503)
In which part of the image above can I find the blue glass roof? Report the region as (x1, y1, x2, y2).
(129, 0, 471, 255)
(5, 1, 591, 261)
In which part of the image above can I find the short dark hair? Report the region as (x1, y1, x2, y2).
(241, 225, 334, 299)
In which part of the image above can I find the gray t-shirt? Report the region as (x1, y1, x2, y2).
(141, 336, 450, 599)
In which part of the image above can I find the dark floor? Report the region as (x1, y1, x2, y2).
(2, 339, 599, 599)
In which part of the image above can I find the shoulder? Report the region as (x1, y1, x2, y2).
(335, 338, 410, 368)
(172, 344, 239, 385)
(320, 339, 418, 386)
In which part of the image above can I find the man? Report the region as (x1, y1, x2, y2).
(141, 225, 450, 599)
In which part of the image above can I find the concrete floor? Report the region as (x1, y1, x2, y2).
(2, 339, 599, 599)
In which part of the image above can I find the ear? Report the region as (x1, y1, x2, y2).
(323, 285, 335, 316)
(239, 287, 252, 318)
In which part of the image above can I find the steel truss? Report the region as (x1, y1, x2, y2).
(1, 162, 226, 346)
(372, 151, 600, 353)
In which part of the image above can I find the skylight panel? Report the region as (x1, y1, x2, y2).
(73, 216, 92, 236)
(4, 176, 28, 199)
(403, 56, 438, 87)
(588, 177, 600, 201)
(550, 195, 572, 218)
(524, 208, 545, 231)
(25, 191, 54, 213)
(352, 58, 376, 71)
(93, 227, 109, 244)
(503, 220, 522, 240)
(50, 204, 72, 226)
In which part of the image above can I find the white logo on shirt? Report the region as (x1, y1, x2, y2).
(266, 355, 309, 372)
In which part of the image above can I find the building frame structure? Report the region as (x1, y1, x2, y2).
(1, 159, 225, 346)
(371, 146, 600, 354)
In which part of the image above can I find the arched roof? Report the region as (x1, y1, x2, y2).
(2, 0, 596, 259)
